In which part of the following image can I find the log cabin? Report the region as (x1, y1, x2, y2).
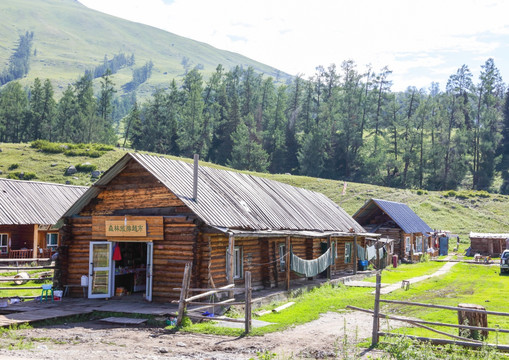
(353, 198, 433, 263)
(0, 178, 87, 258)
(469, 232, 509, 257)
(59, 153, 376, 302)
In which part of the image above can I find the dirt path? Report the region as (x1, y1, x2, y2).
(0, 310, 396, 359)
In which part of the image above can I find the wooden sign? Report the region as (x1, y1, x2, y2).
(105, 220, 147, 237)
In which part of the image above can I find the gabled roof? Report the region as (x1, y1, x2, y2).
(0, 178, 88, 225)
(64, 153, 366, 234)
(353, 198, 432, 235)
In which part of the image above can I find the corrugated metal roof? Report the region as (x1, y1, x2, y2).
(353, 198, 432, 235)
(64, 153, 366, 234)
(470, 232, 509, 239)
(0, 178, 88, 225)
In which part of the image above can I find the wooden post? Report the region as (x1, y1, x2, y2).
(371, 271, 381, 347)
(410, 234, 414, 262)
(245, 271, 252, 334)
(273, 241, 279, 287)
(285, 236, 290, 291)
(458, 303, 488, 340)
(375, 238, 380, 270)
(488, 240, 494, 257)
(326, 236, 331, 280)
(33, 224, 39, 258)
(353, 235, 358, 275)
(228, 234, 235, 298)
(177, 262, 192, 326)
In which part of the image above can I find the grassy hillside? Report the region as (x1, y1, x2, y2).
(0, 0, 290, 98)
(1, 142, 508, 249)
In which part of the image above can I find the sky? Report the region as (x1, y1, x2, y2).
(78, 0, 509, 91)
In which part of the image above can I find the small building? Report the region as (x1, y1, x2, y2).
(469, 232, 509, 257)
(59, 153, 373, 302)
(0, 178, 88, 258)
(353, 198, 432, 262)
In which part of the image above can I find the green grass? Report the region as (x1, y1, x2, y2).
(184, 284, 374, 336)
(381, 263, 509, 343)
(364, 261, 446, 284)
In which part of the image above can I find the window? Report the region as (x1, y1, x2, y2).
(0, 234, 7, 254)
(405, 236, 411, 254)
(279, 243, 286, 272)
(416, 236, 423, 253)
(345, 242, 352, 264)
(233, 246, 243, 279)
(227, 246, 243, 279)
(46, 233, 58, 251)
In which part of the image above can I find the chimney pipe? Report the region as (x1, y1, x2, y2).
(193, 154, 199, 201)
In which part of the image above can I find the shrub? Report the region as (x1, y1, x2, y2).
(64, 149, 102, 157)
(31, 140, 66, 154)
(7, 172, 36, 180)
(75, 163, 97, 172)
(443, 190, 457, 198)
(8, 163, 19, 170)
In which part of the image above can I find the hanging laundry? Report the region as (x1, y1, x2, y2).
(290, 245, 336, 278)
(357, 244, 366, 261)
(366, 245, 376, 260)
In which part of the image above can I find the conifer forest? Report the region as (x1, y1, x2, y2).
(2, 58, 509, 194)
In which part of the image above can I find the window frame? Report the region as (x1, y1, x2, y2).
(344, 242, 352, 264)
(405, 236, 411, 254)
(415, 236, 423, 253)
(46, 233, 59, 251)
(233, 246, 243, 279)
(278, 243, 286, 272)
(0, 234, 8, 254)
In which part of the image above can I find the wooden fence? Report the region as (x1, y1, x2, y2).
(0, 258, 54, 299)
(347, 271, 509, 351)
(173, 263, 253, 333)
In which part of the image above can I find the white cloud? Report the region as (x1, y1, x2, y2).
(79, 0, 509, 90)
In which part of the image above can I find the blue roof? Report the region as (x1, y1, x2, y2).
(353, 198, 432, 235)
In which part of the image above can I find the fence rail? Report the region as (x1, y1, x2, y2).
(173, 263, 253, 333)
(348, 271, 509, 352)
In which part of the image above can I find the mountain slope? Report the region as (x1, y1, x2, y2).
(0, 0, 290, 97)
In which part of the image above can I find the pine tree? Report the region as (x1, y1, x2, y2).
(228, 114, 269, 172)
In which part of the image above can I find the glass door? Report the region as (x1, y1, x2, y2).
(145, 242, 153, 302)
(88, 242, 113, 298)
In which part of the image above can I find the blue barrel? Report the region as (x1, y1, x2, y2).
(358, 260, 368, 271)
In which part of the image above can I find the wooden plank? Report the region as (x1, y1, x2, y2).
(245, 271, 252, 334)
(100, 317, 147, 325)
(0, 286, 42, 290)
(0, 266, 55, 271)
(378, 333, 509, 352)
(272, 302, 295, 313)
(380, 300, 509, 317)
(176, 263, 192, 326)
(0, 258, 50, 263)
(347, 305, 509, 334)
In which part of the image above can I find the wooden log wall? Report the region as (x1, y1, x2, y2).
(61, 216, 92, 297)
(80, 160, 187, 216)
(377, 228, 403, 258)
(471, 238, 505, 257)
(152, 216, 197, 302)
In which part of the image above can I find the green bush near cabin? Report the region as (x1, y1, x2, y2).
(30, 140, 114, 158)
(75, 163, 97, 172)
